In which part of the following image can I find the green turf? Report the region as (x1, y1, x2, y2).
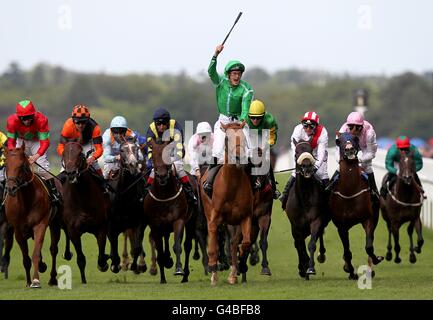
(1, 173, 432, 299)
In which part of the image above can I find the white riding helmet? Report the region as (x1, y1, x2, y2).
(110, 116, 128, 129)
(196, 122, 212, 135)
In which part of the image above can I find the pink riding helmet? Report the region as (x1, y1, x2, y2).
(346, 111, 364, 125)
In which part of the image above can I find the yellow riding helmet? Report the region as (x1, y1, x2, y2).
(248, 100, 266, 117)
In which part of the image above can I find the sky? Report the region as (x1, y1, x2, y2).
(1, 0, 433, 76)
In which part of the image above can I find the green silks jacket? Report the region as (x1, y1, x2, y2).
(385, 144, 423, 174)
(208, 57, 254, 121)
(245, 112, 278, 148)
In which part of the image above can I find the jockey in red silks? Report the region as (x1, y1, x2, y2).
(6, 99, 60, 202)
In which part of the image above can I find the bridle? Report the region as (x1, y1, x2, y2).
(6, 163, 35, 197)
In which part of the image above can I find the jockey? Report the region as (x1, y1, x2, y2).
(326, 111, 379, 200)
(187, 121, 214, 180)
(0, 131, 7, 188)
(102, 115, 144, 179)
(203, 43, 254, 197)
(380, 135, 425, 200)
(145, 107, 197, 206)
(246, 99, 280, 199)
(57, 105, 109, 192)
(6, 100, 60, 202)
(279, 111, 329, 209)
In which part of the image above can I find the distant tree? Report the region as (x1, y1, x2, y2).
(2, 62, 26, 87)
(67, 75, 99, 107)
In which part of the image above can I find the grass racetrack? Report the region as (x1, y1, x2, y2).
(1, 173, 433, 300)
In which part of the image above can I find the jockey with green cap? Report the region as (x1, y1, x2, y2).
(203, 44, 254, 198)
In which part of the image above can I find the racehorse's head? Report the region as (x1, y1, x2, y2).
(62, 141, 86, 183)
(398, 149, 415, 185)
(119, 138, 140, 175)
(4, 144, 33, 197)
(336, 132, 360, 161)
(221, 122, 248, 165)
(293, 138, 316, 178)
(149, 138, 173, 186)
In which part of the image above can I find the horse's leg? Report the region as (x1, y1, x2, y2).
(385, 219, 393, 261)
(120, 231, 129, 271)
(239, 215, 252, 284)
(249, 222, 260, 268)
(0, 223, 4, 274)
(96, 228, 109, 272)
(217, 225, 230, 271)
(135, 226, 147, 273)
(196, 227, 209, 275)
(407, 220, 417, 263)
(149, 233, 158, 276)
(15, 231, 32, 286)
(181, 219, 194, 283)
(62, 228, 73, 261)
(2, 226, 14, 279)
(152, 230, 166, 284)
(363, 217, 384, 266)
(258, 214, 272, 276)
(130, 228, 140, 273)
(108, 226, 121, 273)
(193, 238, 200, 260)
(172, 219, 185, 276)
(48, 220, 61, 286)
(307, 219, 322, 276)
(31, 223, 48, 288)
(391, 222, 401, 264)
(337, 227, 357, 280)
(293, 234, 306, 278)
(70, 233, 87, 284)
(207, 213, 219, 285)
(413, 216, 424, 254)
(317, 232, 326, 263)
(227, 225, 241, 284)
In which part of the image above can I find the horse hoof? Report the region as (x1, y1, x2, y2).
(249, 255, 259, 266)
(174, 267, 184, 276)
(48, 278, 58, 286)
(306, 267, 316, 275)
(30, 279, 41, 288)
(228, 275, 238, 285)
(370, 270, 376, 279)
(348, 273, 358, 280)
(98, 263, 109, 272)
(385, 252, 392, 261)
(343, 265, 351, 274)
(373, 256, 384, 265)
(394, 257, 401, 264)
(165, 257, 174, 269)
(138, 264, 147, 273)
(305, 274, 310, 281)
(409, 253, 417, 264)
(414, 247, 422, 254)
(317, 254, 326, 264)
(299, 270, 306, 278)
(63, 252, 73, 261)
(110, 264, 120, 274)
(160, 279, 167, 284)
(149, 267, 158, 276)
(38, 262, 47, 273)
(193, 252, 200, 260)
(211, 272, 218, 286)
(260, 267, 272, 276)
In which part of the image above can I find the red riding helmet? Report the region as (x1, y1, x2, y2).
(16, 100, 36, 117)
(72, 105, 91, 119)
(396, 135, 410, 149)
(301, 111, 320, 124)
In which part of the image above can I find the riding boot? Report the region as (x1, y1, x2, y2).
(203, 157, 221, 199)
(414, 173, 427, 199)
(324, 171, 339, 192)
(268, 167, 281, 199)
(182, 181, 198, 206)
(380, 174, 390, 200)
(92, 168, 113, 195)
(367, 172, 380, 204)
(46, 178, 61, 203)
(279, 176, 296, 210)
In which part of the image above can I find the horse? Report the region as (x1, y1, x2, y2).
(106, 138, 149, 274)
(4, 144, 61, 288)
(120, 230, 157, 275)
(380, 149, 424, 264)
(284, 139, 329, 279)
(200, 121, 253, 285)
(61, 141, 110, 283)
(142, 138, 193, 284)
(329, 132, 383, 279)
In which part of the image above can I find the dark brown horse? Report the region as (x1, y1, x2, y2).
(200, 122, 253, 285)
(329, 132, 383, 279)
(142, 139, 193, 284)
(381, 149, 424, 263)
(285, 139, 329, 280)
(4, 145, 61, 287)
(61, 141, 110, 283)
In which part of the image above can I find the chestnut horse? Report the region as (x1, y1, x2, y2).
(61, 141, 110, 283)
(142, 139, 193, 284)
(200, 122, 253, 285)
(285, 139, 329, 280)
(4, 145, 61, 287)
(381, 149, 424, 264)
(329, 132, 383, 280)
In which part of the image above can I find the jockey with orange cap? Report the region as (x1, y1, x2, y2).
(279, 111, 329, 209)
(6, 100, 60, 202)
(380, 135, 425, 200)
(326, 111, 379, 201)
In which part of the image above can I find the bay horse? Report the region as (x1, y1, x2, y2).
(142, 138, 193, 284)
(329, 132, 383, 279)
(200, 121, 253, 285)
(284, 139, 329, 280)
(61, 141, 110, 283)
(380, 149, 424, 263)
(4, 144, 61, 287)
(107, 138, 148, 274)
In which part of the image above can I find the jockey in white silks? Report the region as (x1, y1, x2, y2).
(187, 122, 214, 179)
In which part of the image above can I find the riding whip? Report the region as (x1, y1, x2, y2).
(221, 12, 243, 45)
